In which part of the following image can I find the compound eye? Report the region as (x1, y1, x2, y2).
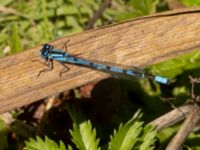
(44, 44, 49, 49)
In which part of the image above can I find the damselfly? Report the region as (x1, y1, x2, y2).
(38, 42, 169, 84)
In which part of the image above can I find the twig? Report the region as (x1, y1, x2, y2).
(165, 75, 200, 149)
(85, 0, 112, 30)
(149, 104, 193, 131)
(166, 104, 200, 150)
(189, 75, 200, 102)
(160, 97, 185, 115)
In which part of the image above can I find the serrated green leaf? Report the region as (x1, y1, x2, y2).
(139, 125, 156, 150)
(24, 136, 67, 150)
(70, 120, 100, 150)
(56, 140, 66, 150)
(108, 110, 143, 150)
(66, 104, 100, 150)
(67, 145, 73, 150)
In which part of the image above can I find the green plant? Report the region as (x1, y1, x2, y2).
(65, 104, 100, 150)
(0, 0, 104, 56)
(24, 136, 71, 150)
(0, 0, 167, 57)
(115, 0, 159, 21)
(108, 110, 156, 150)
(181, 0, 200, 6)
(0, 119, 8, 150)
(24, 106, 157, 150)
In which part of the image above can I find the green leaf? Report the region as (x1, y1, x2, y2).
(150, 50, 200, 78)
(116, 0, 159, 21)
(66, 16, 83, 33)
(157, 127, 177, 143)
(172, 86, 187, 96)
(10, 23, 22, 53)
(0, 119, 8, 150)
(139, 125, 156, 150)
(12, 119, 35, 138)
(186, 133, 200, 149)
(129, 0, 159, 15)
(70, 120, 100, 150)
(0, 0, 13, 5)
(57, 5, 79, 15)
(181, 0, 200, 6)
(66, 104, 100, 150)
(24, 136, 67, 150)
(108, 110, 143, 150)
(40, 0, 53, 41)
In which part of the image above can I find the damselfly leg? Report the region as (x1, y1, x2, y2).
(32, 59, 49, 66)
(58, 62, 70, 77)
(63, 40, 70, 52)
(63, 40, 81, 57)
(37, 59, 54, 77)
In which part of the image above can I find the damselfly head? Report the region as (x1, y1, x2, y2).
(40, 44, 54, 60)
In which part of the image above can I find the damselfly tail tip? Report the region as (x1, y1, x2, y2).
(154, 76, 170, 84)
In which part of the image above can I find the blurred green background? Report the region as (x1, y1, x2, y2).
(0, 0, 178, 56)
(1, 0, 200, 149)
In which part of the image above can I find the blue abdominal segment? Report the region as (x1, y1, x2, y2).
(154, 76, 169, 84)
(127, 70, 136, 76)
(110, 67, 124, 73)
(92, 63, 107, 70)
